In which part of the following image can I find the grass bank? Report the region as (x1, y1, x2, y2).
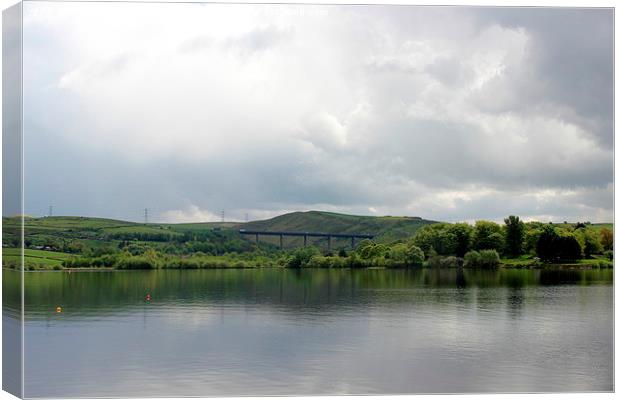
(3, 248, 613, 271)
(500, 254, 613, 269)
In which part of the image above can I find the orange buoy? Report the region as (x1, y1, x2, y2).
(56, 306, 62, 313)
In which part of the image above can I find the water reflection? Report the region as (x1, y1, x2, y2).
(6, 268, 613, 397)
(3, 269, 22, 397)
(506, 287, 525, 318)
(14, 268, 613, 319)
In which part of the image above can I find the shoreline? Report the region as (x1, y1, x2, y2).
(3, 263, 613, 272)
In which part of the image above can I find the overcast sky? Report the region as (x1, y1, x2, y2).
(21, 3, 613, 223)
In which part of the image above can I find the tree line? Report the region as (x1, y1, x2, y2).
(410, 216, 612, 262)
(284, 216, 613, 269)
(9, 215, 613, 270)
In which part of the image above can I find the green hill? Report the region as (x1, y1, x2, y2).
(241, 211, 438, 246)
(3, 211, 438, 254)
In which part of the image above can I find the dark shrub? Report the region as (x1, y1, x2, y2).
(116, 257, 157, 270)
(536, 225, 582, 262)
(439, 256, 461, 268)
(286, 247, 321, 268)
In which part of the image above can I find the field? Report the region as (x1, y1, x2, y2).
(3, 248, 75, 269)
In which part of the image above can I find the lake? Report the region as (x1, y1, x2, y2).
(3, 268, 613, 397)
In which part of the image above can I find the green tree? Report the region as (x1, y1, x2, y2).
(524, 228, 542, 255)
(358, 241, 388, 259)
(404, 244, 425, 267)
(411, 223, 457, 256)
(600, 228, 613, 251)
(473, 221, 504, 252)
(581, 229, 602, 258)
(65, 240, 87, 254)
(447, 223, 473, 257)
(388, 243, 408, 264)
(556, 233, 582, 261)
(536, 225, 582, 261)
(536, 225, 558, 261)
(356, 239, 373, 253)
(504, 215, 525, 256)
(287, 247, 321, 268)
(463, 250, 481, 268)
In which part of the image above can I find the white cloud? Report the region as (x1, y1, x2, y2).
(22, 3, 613, 223)
(159, 205, 221, 223)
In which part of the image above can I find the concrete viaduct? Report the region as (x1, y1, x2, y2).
(239, 229, 375, 251)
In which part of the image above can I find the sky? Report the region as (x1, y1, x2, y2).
(19, 2, 613, 223)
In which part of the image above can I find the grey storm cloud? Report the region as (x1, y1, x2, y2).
(473, 8, 613, 145)
(19, 2, 613, 223)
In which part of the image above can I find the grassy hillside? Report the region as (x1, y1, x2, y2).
(166, 222, 241, 231)
(242, 211, 437, 247)
(3, 211, 437, 255)
(3, 248, 73, 269)
(4, 216, 179, 247)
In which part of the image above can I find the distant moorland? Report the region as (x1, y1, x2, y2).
(2, 211, 613, 270)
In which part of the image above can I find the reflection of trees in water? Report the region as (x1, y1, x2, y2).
(499, 270, 535, 289)
(453, 268, 472, 306)
(456, 268, 466, 289)
(538, 269, 590, 285)
(506, 287, 524, 319)
(462, 269, 502, 288)
(11, 267, 612, 318)
(2, 270, 22, 318)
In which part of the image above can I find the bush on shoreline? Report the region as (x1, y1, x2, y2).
(464, 250, 500, 269)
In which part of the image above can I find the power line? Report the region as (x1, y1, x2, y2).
(144, 208, 149, 224)
(221, 210, 225, 223)
(48, 205, 53, 217)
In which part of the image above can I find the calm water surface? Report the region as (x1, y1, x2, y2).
(4, 268, 613, 397)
